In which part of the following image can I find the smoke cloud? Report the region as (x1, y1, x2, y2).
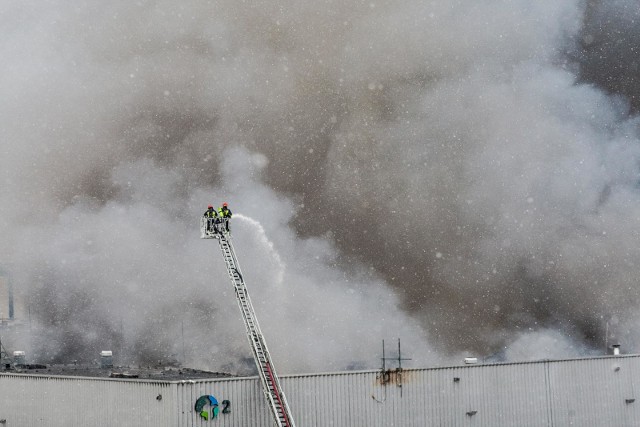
(1, 0, 640, 372)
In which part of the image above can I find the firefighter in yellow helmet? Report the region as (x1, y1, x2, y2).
(218, 202, 232, 232)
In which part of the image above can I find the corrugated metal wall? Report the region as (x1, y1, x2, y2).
(175, 377, 272, 427)
(279, 363, 551, 427)
(2, 355, 640, 426)
(0, 374, 176, 426)
(548, 356, 640, 426)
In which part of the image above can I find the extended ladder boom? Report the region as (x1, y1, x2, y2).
(201, 218, 296, 427)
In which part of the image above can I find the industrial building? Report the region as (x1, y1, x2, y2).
(1, 352, 639, 426)
(2, 227, 637, 426)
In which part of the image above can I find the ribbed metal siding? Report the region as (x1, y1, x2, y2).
(175, 377, 272, 427)
(280, 364, 550, 427)
(0, 374, 176, 426)
(4, 355, 640, 426)
(548, 356, 640, 426)
(458, 363, 550, 426)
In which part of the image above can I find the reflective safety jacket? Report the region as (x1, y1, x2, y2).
(218, 207, 232, 218)
(204, 208, 217, 218)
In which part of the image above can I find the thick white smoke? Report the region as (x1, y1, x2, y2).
(4, 146, 436, 372)
(1, 0, 640, 371)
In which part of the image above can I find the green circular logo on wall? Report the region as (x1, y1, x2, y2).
(195, 395, 231, 420)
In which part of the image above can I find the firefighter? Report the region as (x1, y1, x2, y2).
(203, 204, 217, 232)
(218, 202, 232, 232)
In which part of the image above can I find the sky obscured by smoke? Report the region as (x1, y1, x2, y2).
(1, 0, 640, 372)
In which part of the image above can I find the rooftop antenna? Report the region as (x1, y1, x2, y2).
(379, 338, 412, 397)
(0, 336, 11, 368)
(605, 320, 609, 354)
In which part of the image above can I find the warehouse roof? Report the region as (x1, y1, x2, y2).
(0, 363, 235, 381)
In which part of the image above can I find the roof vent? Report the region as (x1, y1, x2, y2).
(100, 351, 113, 368)
(464, 357, 478, 364)
(612, 344, 621, 356)
(12, 351, 25, 365)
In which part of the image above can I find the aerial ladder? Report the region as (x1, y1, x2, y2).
(201, 216, 296, 427)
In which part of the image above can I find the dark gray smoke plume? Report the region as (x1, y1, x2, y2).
(579, 0, 640, 110)
(1, 0, 640, 372)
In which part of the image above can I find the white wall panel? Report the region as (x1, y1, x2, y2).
(0, 374, 175, 426)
